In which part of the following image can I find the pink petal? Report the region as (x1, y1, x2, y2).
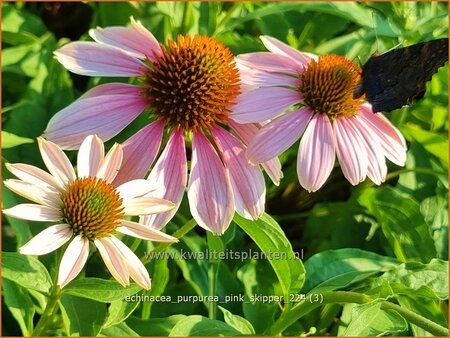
(130, 17, 163, 59)
(107, 236, 151, 290)
(187, 132, 234, 234)
(117, 219, 178, 242)
(140, 130, 187, 230)
(238, 66, 300, 87)
(247, 108, 313, 164)
(58, 235, 89, 288)
(260, 35, 313, 68)
(38, 137, 76, 187)
(44, 87, 147, 149)
(96, 143, 123, 183)
(19, 224, 72, 255)
(334, 116, 368, 186)
(94, 237, 129, 287)
(359, 105, 407, 166)
(78, 83, 143, 100)
(89, 26, 162, 60)
(236, 52, 299, 73)
(231, 87, 301, 123)
(351, 116, 387, 185)
(77, 134, 104, 178)
(112, 120, 164, 186)
(5, 163, 61, 191)
(4, 204, 61, 222)
(212, 127, 265, 220)
(54, 41, 145, 77)
(297, 114, 336, 192)
(229, 121, 283, 185)
(4, 179, 60, 208)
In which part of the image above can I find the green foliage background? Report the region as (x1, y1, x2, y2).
(2, 2, 448, 336)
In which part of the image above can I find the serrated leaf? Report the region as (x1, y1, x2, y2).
(127, 315, 186, 336)
(62, 278, 142, 303)
(103, 300, 139, 329)
(2, 252, 52, 294)
(218, 306, 255, 334)
(169, 315, 241, 336)
(234, 213, 305, 298)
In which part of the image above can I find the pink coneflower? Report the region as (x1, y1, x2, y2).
(232, 36, 407, 192)
(3, 135, 177, 289)
(44, 19, 281, 234)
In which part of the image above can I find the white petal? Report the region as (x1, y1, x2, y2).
(5, 163, 61, 191)
(58, 235, 89, 288)
(116, 179, 154, 201)
(117, 220, 178, 242)
(77, 134, 105, 178)
(94, 237, 129, 287)
(20, 224, 72, 255)
(96, 143, 123, 183)
(37, 137, 76, 188)
(3, 204, 61, 222)
(4, 179, 60, 208)
(123, 197, 175, 216)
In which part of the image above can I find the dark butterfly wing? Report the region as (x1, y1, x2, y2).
(355, 38, 448, 112)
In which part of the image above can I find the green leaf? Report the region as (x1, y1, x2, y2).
(62, 278, 142, 303)
(2, 4, 47, 36)
(234, 213, 305, 298)
(2, 131, 33, 149)
(343, 301, 408, 336)
(401, 123, 448, 165)
(144, 257, 170, 317)
(100, 322, 139, 336)
(2, 252, 52, 294)
(60, 294, 106, 336)
(168, 315, 241, 336)
(303, 249, 399, 293)
(357, 187, 436, 262)
(382, 259, 448, 300)
(127, 315, 187, 336)
(218, 306, 255, 335)
(103, 300, 139, 329)
(2, 279, 35, 336)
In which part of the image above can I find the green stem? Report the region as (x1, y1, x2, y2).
(141, 218, 197, 265)
(207, 261, 218, 319)
(179, 2, 191, 34)
(267, 291, 449, 336)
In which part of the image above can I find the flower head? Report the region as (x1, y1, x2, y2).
(4, 135, 177, 289)
(233, 36, 407, 192)
(45, 18, 282, 234)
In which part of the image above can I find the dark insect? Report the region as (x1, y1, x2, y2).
(353, 38, 448, 112)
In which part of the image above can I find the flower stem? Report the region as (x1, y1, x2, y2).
(266, 291, 448, 336)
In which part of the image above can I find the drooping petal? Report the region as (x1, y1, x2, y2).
(351, 116, 387, 185)
(4, 179, 60, 208)
(130, 17, 163, 59)
(78, 83, 144, 100)
(117, 219, 178, 242)
(106, 236, 151, 290)
(140, 130, 187, 230)
(3, 204, 61, 222)
(44, 87, 147, 150)
(212, 127, 265, 220)
(94, 237, 129, 287)
(38, 137, 76, 187)
(54, 41, 145, 77)
(297, 114, 336, 192)
(19, 224, 72, 255)
(260, 35, 313, 68)
(236, 52, 299, 73)
(89, 26, 162, 60)
(229, 121, 284, 185)
(5, 163, 61, 191)
(116, 179, 154, 201)
(112, 120, 164, 186)
(231, 87, 301, 123)
(187, 132, 234, 235)
(77, 134, 104, 178)
(359, 105, 407, 166)
(96, 143, 123, 183)
(238, 66, 300, 87)
(123, 197, 175, 216)
(334, 116, 368, 186)
(247, 108, 313, 164)
(58, 235, 89, 288)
